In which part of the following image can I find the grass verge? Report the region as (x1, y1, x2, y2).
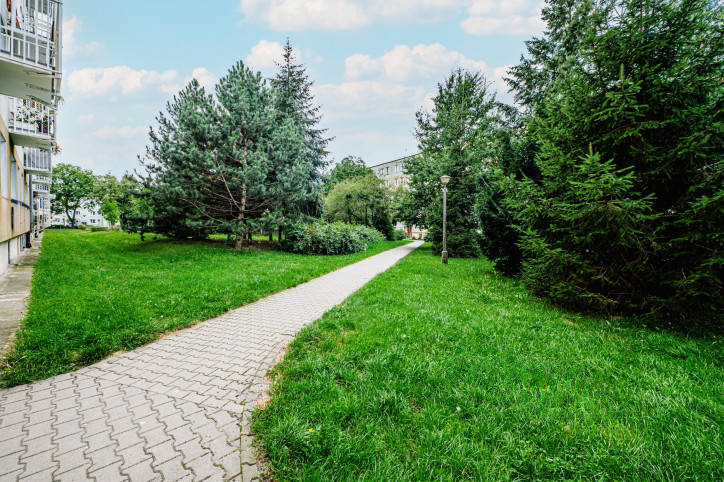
(0, 230, 409, 386)
(253, 245, 723, 480)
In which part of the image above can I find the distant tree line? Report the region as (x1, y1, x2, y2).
(397, 0, 723, 323)
(50, 163, 138, 228)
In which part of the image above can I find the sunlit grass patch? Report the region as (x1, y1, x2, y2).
(253, 245, 723, 480)
(0, 230, 409, 386)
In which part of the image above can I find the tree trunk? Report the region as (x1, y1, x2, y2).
(269, 232, 273, 242)
(234, 185, 248, 250)
(278, 227, 283, 241)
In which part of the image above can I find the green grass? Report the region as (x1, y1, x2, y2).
(253, 245, 724, 481)
(0, 230, 409, 386)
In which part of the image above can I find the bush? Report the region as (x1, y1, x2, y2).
(279, 221, 384, 255)
(89, 226, 109, 232)
(391, 229, 408, 241)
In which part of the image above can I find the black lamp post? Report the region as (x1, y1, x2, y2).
(440, 175, 450, 264)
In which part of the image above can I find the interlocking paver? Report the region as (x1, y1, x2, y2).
(0, 242, 421, 480)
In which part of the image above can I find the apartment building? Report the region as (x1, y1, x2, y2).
(0, 0, 61, 274)
(51, 202, 117, 228)
(370, 154, 427, 239)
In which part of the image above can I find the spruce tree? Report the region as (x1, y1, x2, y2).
(407, 68, 499, 258)
(477, 108, 539, 275)
(270, 39, 331, 221)
(504, 0, 724, 319)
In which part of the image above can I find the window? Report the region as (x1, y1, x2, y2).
(386, 167, 389, 174)
(10, 157, 17, 200)
(1, 139, 6, 199)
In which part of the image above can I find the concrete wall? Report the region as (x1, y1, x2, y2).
(0, 95, 32, 276)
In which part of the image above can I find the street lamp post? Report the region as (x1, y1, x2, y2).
(440, 175, 451, 264)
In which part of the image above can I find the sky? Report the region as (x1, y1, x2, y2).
(58, 0, 545, 177)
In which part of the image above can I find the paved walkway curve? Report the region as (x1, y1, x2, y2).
(0, 241, 423, 482)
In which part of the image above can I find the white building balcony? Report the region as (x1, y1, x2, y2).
(32, 180, 49, 193)
(32, 174, 51, 184)
(0, 0, 62, 105)
(7, 97, 55, 149)
(23, 147, 51, 175)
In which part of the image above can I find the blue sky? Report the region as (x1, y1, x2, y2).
(58, 0, 544, 177)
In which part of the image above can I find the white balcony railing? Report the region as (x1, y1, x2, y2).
(0, 0, 61, 71)
(24, 147, 51, 174)
(33, 174, 51, 184)
(32, 181, 50, 193)
(8, 97, 55, 141)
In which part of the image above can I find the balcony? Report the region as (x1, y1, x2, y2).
(32, 174, 51, 184)
(7, 97, 55, 148)
(0, 0, 62, 105)
(32, 180, 50, 194)
(23, 147, 51, 175)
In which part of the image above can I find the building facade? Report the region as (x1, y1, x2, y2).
(0, 0, 62, 274)
(51, 202, 117, 229)
(370, 154, 427, 240)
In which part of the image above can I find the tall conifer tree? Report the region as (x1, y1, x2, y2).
(503, 0, 724, 318)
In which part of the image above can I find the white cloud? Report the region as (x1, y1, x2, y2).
(238, 0, 543, 34)
(63, 16, 104, 56)
(67, 66, 179, 97)
(314, 81, 426, 117)
(239, 0, 470, 30)
(240, 0, 369, 30)
(346, 44, 487, 82)
(461, 0, 545, 36)
(159, 67, 217, 95)
(86, 126, 147, 141)
(245, 40, 287, 71)
(77, 113, 95, 123)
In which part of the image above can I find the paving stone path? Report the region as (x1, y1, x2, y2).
(0, 241, 422, 481)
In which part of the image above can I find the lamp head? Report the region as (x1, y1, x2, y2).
(440, 175, 451, 185)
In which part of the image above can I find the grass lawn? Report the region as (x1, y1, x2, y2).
(0, 230, 409, 387)
(253, 245, 723, 481)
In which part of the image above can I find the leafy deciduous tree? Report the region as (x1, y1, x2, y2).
(50, 163, 95, 228)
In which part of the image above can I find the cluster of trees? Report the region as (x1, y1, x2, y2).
(321, 156, 395, 239)
(400, 0, 723, 321)
(51, 163, 139, 228)
(131, 41, 329, 249)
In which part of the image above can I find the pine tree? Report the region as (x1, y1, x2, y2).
(140, 79, 216, 239)
(504, 0, 724, 319)
(139, 62, 320, 249)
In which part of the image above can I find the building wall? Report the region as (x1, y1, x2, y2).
(0, 101, 32, 273)
(370, 154, 427, 240)
(51, 202, 116, 228)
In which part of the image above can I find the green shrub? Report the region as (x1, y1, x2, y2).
(89, 226, 109, 232)
(391, 229, 408, 240)
(279, 221, 384, 255)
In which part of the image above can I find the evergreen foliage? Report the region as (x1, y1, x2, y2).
(271, 39, 332, 219)
(477, 111, 539, 275)
(503, 0, 724, 319)
(406, 69, 500, 257)
(138, 56, 326, 249)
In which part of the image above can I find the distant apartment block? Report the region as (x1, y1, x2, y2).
(51, 202, 117, 229)
(370, 154, 427, 240)
(0, 0, 62, 274)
